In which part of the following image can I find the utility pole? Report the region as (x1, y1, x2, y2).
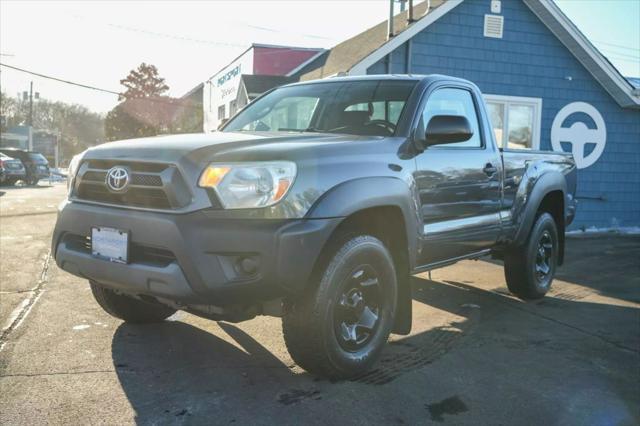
(28, 81, 34, 126)
(25, 81, 39, 151)
(27, 81, 34, 150)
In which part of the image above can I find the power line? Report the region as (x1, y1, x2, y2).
(593, 40, 640, 53)
(69, 12, 334, 45)
(0, 63, 200, 109)
(104, 22, 247, 48)
(599, 49, 640, 61)
(604, 55, 640, 65)
(0, 62, 121, 95)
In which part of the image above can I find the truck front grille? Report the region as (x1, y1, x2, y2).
(77, 185, 172, 209)
(73, 160, 188, 210)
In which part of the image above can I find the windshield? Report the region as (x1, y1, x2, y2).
(223, 80, 417, 137)
(28, 153, 48, 163)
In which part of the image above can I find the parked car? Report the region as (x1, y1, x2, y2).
(0, 152, 27, 185)
(53, 75, 577, 379)
(0, 149, 50, 185)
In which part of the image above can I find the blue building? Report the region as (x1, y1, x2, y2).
(295, 0, 640, 230)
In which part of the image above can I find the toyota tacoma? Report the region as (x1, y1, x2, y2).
(53, 75, 577, 379)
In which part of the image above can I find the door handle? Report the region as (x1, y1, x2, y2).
(483, 163, 498, 176)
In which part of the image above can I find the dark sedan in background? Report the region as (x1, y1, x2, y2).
(0, 152, 27, 185)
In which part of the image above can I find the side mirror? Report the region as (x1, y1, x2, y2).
(418, 115, 473, 149)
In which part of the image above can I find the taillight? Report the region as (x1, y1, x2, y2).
(0, 160, 4, 167)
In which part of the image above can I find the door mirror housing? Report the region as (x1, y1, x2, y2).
(417, 115, 473, 149)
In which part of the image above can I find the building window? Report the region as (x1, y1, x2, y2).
(218, 105, 226, 120)
(229, 100, 237, 117)
(484, 95, 542, 150)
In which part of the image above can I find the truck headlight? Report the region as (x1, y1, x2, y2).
(198, 162, 296, 209)
(67, 152, 84, 195)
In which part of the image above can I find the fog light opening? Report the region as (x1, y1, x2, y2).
(237, 256, 259, 275)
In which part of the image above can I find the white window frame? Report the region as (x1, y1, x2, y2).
(483, 94, 542, 150)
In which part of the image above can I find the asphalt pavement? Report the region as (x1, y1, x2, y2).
(1, 184, 638, 425)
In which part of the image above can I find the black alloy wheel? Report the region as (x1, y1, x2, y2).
(535, 230, 554, 286)
(333, 265, 382, 352)
(504, 212, 558, 300)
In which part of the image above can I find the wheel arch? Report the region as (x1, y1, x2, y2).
(306, 177, 419, 335)
(513, 168, 566, 242)
(512, 168, 567, 265)
(536, 190, 565, 265)
(307, 177, 420, 264)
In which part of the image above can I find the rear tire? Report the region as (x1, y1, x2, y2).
(282, 234, 397, 379)
(504, 212, 558, 300)
(90, 281, 176, 323)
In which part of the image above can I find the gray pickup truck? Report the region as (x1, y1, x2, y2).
(53, 75, 577, 379)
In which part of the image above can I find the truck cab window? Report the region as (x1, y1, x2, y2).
(224, 80, 417, 136)
(344, 100, 407, 126)
(422, 88, 482, 148)
(237, 96, 320, 132)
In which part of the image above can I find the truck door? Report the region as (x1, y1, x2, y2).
(414, 86, 502, 265)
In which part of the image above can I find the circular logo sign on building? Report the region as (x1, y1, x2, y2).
(551, 102, 606, 169)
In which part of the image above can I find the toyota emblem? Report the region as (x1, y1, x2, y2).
(106, 166, 130, 192)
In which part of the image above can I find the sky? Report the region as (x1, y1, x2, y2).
(1, 0, 639, 114)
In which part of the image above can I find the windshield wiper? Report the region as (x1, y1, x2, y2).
(277, 127, 325, 133)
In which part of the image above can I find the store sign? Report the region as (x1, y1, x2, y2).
(551, 102, 606, 169)
(217, 64, 242, 87)
(204, 49, 253, 131)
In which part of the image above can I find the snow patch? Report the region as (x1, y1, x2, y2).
(72, 324, 90, 331)
(462, 303, 481, 309)
(567, 226, 640, 236)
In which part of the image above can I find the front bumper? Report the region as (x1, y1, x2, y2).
(1, 169, 26, 179)
(52, 201, 341, 305)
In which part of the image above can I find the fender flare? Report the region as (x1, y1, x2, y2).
(512, 167, 567, 247)
(306, 176, 421, 268)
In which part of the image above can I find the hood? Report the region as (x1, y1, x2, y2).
(84, 131, 382, 163)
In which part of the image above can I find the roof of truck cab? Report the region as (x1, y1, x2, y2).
(278, 73, 472, 89)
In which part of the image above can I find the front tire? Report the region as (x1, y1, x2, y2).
(282, 235, 397, 379)
(90, 281, 176, 323)
(504, 212, 559, 300)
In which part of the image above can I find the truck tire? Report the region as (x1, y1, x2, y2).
(504, 212, 558, 300)
(282, 235, 397, 379)
(90, 281, 176, 323)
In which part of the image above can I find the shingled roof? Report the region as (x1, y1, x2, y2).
(295, 0, 445, 81)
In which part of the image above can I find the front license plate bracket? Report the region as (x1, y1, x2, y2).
(91, 226, 129, 264)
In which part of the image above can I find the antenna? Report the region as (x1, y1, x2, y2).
(388, 0, 395, 39)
